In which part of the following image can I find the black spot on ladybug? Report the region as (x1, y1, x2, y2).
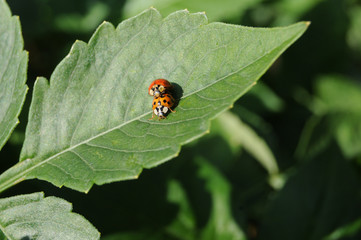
(153, 102, 156, 105)
(163, 99, 167, 103)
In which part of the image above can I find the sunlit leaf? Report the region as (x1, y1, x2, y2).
(0, 0, 28, 151)
(0, 192, 99, 240)
(0, 9, 308, 193)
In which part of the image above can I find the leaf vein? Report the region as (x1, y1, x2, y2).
(70, 13, 154, 145)
(46, 162, 84, 181)
(70, 150, 95, 171)
(85, 142, 170, 153)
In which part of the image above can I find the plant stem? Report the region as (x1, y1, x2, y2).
(0, 159, 33, 194)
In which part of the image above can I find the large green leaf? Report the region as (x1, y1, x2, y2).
(0, 192, 99, 240)
(0, 9, 308, 193)
(0, 0, 28, 150)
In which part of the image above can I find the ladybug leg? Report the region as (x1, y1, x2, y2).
(149, 112, 155, 120)
(169, 108, 176, 113)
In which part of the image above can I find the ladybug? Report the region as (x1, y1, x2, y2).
(148, 79, 173, 98)
(150, 93, 176, 120)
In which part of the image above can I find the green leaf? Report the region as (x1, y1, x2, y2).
(323, 218, 361, 240)
(258, 149, 361, 240)
(273, 0, 323, 25)
(347, 6, 361, 55)
(0, 0, 28, 151)
(123, 0, 262, 22)
(248, 82, 285, 112)
(166, 179, 196, 239)
(212, 111, 279, 175)
(0, 192, 100, 240)
(55, 2, 109, 33)
(316, 76, 361, 158)
(297, 75, 361, 159)
(314, 75, 361, 114)
(197, 157, 246, 240)
(0, 9, 308, 193)
(212, 111, 285, 189)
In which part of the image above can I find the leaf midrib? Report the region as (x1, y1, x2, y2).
(27, 37, 279, 165)
(0, 22, 304, 194)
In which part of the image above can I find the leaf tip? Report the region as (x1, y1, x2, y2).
(34, 76, 50, 88)
(95, 20, 114, 33)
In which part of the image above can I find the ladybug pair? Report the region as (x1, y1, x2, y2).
(148, 79, 176, 120)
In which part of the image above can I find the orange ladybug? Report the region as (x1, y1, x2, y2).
(150, 93, 176, 120)
(148, 79, 173, 98)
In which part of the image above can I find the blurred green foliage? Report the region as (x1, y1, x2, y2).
(1, 0, 361, 239)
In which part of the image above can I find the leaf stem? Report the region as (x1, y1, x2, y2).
(0, 159, 32, 194)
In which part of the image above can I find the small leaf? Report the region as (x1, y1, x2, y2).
(314, 75, 361, 113)
(323, 218, 361, 240)
(55, 2, 109, 33)
(0, 0, 28, 151)
(0, 9, 308, 193)
(248, 83, 285, 112)
(123, 0, 262, 22)
(297, 75, 361, 159)
(273, 0, 323, 25)
(166, 179, 196, 239)
(213, 111, 279, 175)
(197, 157, 246, 240)
(347, 6, 361, 54)
(0, 192, 100, 240)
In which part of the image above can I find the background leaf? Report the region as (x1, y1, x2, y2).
(296, 75, 361, 159)
(122, 0, 262, 22)
(258, 146, 361, 240)
(323, 218, 361, 240)
(0, 192, 99, 240)
(212, 111, 279, 176)
(0, 9, 308, 193)
(197, 156, 247, 240)
(0, 0, 28, 151)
